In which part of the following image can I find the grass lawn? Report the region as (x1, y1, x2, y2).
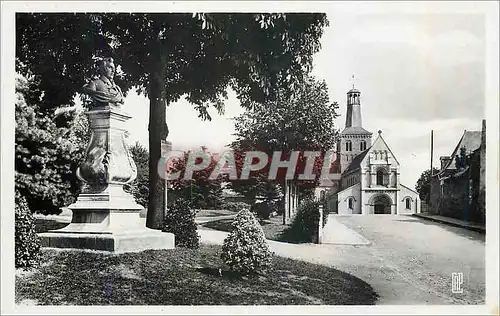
(195, 209, 236, 218)
(201, 215, 306, 243)
(16, 244, 378, 305)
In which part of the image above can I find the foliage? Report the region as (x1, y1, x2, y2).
(228, 78, 340, 196)
(15, 75, 89, 214)
(16, 13, 120, 114)
(221, 209, 273, 275)
(281, 199, 322, 243)
(228, 77, 340, 223)
(162, 198, 200, 248)
(15, 191, 41, 269)
(415, 168, 439, 205)
(17, 13, 329, 228)
(222, 201, 251, 213)
(250, 200, 280, 220)
(124, 142, 149, 207)
(169, 148, 225, 210)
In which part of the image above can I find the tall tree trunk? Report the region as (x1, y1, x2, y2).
(146, 53, 168, 229)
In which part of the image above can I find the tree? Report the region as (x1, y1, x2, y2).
(16, 13, 329, 229)
(228, 76, 340, 217)
(15, 75, 89, 214)
(169, 147, 224, 210)
(415, 168, 440, 205)
(124, 142, 149, 207)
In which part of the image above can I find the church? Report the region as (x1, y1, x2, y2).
(316, 84, 420, 215)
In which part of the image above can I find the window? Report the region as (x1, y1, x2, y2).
(348, 197, 354, 209)
(345, 140, 352, 152)
(360, 140, 367, 151)
(405, 198, 411, 210)
(376, 170, 384, 185)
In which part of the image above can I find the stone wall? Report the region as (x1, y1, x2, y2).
(429, 148, 485, 223)
(478, 119, 486, 221)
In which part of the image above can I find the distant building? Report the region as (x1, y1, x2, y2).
(315, 85, 420, 215)
(429, 120, 486, 223)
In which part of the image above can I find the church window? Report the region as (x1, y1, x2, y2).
(348, 197, 354, 210)
(405, 198, 411, 210)
(345, 141, 352, 152)
(376, 170, 384, 185)
(360, 140, 367, 151)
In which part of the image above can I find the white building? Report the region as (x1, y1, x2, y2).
(316, 85, 420, 215)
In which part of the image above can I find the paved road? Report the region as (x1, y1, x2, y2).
(199, 214, 485, 305)
(330, 215, 485, 304)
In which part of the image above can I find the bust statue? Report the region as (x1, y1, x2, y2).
(82, 57, 124, 108)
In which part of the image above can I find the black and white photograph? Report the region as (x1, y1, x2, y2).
(1, 1, 498, 315)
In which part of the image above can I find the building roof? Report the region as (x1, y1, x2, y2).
(343, 148, 371, 174)
(341, 126, 372, 135)
(348, 88, 360, 94)
(436, 130, 482, 175)
(400, 184, 418, 195)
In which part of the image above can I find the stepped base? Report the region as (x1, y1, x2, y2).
(40, 229, 175, 253)
(39, 190, 175, 253)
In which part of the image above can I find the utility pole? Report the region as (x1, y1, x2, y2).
(430, 130, 434, 176)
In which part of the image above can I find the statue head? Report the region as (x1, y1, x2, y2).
(97, 57, 116, 80)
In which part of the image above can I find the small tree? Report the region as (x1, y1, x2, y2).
(15, 191, 41, 269)
(415, 168, 439, 205)
(221, 208, 273, 275)
(15, 75, 88, 215)
(162, 198, 200, 248)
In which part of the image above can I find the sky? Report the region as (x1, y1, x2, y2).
(117, 11, 486, 189)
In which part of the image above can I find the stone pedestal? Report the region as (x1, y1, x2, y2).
(39, 106, 174, 253)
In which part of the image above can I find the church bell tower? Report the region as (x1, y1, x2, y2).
(338, 78, 373, 173)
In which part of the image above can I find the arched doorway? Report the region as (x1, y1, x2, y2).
(369, 194, 392, 214)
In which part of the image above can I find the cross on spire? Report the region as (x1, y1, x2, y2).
(350, 74, 356, 89)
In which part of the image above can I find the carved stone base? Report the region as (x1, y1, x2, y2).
(39, 188, 175, 253)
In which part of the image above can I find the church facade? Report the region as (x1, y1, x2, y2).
(316, 85, 420, 215)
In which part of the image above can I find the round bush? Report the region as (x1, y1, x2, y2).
(15, 192, 41, 269)
(163, 198, 200, 249)
(221, 209, 273, 275)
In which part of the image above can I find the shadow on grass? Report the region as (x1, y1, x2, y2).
(276, 225, 314, 244)
(35, 219, 70, 233)
(16, 245, 379, 305)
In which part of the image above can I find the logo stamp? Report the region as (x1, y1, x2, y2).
(452, 272, 464, 294)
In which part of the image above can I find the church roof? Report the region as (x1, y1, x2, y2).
(434, 130, 482, 176)
(343, 148, 370, 174)
(341, 126, 372, 135)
